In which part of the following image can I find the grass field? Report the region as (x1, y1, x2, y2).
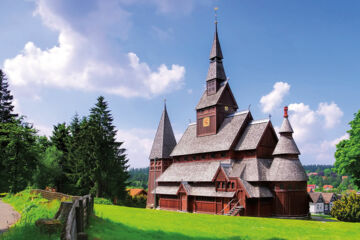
(0, 190, 60, 240)
(87, 204, 360, 240)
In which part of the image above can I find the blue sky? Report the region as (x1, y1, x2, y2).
(1, 0, 359, 168)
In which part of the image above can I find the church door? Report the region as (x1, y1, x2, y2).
(181, 194, 187, 212)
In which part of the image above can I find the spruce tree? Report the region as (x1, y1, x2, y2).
(0, 70, 18, 123)
(0, 120, 39, 193)
(50, 123, 71, 192)
(88, 96, 129, 199)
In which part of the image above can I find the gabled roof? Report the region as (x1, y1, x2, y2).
(322, 192, 337, 204)
(128, 189, 147, 197)
(170, 111, 249, 156)
(196, 81, 238, 110)
(209, 23, 223, 60)
(157, 161, 226, 182)
(309, 192, 323, 203)
(235, 120, 272, 151)
(149, 104, 177, 160)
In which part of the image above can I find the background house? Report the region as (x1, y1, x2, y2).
(309, 192, 324, 214)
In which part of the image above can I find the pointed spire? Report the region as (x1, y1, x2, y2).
(149, 103, 177, 160)
(269, 106, 307, 182)
(209, 22, 223, 60)
(207, 22, 226, 82)
(272, 106, 300, 156)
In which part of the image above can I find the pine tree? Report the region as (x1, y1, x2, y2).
(0, 70, 18, 123)
(50, 123, 71, 192)
(88, 96, 129, 199)
(0, 120, 39, 193)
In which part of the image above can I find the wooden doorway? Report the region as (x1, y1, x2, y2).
(181, 194, 187, 212)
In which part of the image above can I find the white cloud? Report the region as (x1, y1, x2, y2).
(117, 128, 155, 168)
(288, 103, 316, 142)
(317, 102, 343, 129)
(3, 0, 185, 99)
(260, 82, 290, 113)
(302, 133, 349, 164)
(13, 98, 21, 115)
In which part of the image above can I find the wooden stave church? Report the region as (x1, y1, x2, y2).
(146, 22, 309, 217)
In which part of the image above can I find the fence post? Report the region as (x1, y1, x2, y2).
(76, 199, 84, 233)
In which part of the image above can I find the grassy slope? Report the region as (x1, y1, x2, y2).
(88, 204, 360, 240)
(0, 190, 60, 240)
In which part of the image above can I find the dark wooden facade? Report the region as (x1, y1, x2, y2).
(147, 22, 309, 218)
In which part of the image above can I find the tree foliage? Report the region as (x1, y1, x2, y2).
(0, 70, 17, 123)
(331, 193, 360, 222)
(335, 110, 360, 188)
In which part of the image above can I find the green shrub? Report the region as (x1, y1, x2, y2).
(94, 197, 113, 205)
(331, 193, 360, 222)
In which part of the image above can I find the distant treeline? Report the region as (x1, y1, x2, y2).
(128, 167, 149, 189)
(303, 165, 334, 172)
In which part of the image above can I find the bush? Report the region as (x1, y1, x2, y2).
(94, 197, 113, 205)
(331, 193, 360, 222)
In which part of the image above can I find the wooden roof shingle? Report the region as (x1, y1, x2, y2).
(170, 111, 249, 156)
(149, 104, 177, 160)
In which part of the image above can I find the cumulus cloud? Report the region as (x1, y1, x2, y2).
(117, 128, 155, 168)
(288, 103, 316, 142)
(261, 82, 345, 164)
(3, 0, 185, 98)
(260, 82, 290, 113)
(302, 133, 349, 164)
(317, 102, 343, 129)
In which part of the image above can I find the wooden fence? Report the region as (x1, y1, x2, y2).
(31, 190, 94, 240)
(57, 194, 94, 240)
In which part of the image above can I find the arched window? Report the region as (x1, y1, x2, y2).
(227, 182, 230, 188)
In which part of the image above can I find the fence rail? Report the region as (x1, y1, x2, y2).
(32, 190, 94, 240)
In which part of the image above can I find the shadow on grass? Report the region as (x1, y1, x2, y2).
(0, 223, 59, 240)
(86, 216, 286, 240)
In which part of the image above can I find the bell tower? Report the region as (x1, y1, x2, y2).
(195, 21, 238, 137)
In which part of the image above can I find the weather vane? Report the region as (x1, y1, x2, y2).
(214, 7, 219, 23)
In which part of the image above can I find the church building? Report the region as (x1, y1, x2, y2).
(146, 22, 309, 217)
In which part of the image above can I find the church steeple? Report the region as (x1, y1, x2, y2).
(206, 22, 226, 93)
(149, 102, 177, 160)
(209, 22, 223, 60)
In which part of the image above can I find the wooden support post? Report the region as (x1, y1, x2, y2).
(76, 199, 84, 233)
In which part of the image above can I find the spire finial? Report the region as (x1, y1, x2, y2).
(214, 7, 219, 24)
(164, 98, 167, 109)
(284, 106, 288, 118)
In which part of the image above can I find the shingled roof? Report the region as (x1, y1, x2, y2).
(268, 157, 308, 181)
(209, 22, 223, 60)
(235, 120, 272, 151)
(309, 192, 323, 203)
(157, 161, 227, 182)
(170, 111, 249, 156)
(206, 59, 226, 81)
(322, 192, 337, 204)
(152, 184, 235, 198)
(196, 81, 237, 110)
(229, 158, 272, 182)
(149, 104, 177, 160)
(240, 180, 273, 198)
(273, 111, 299, 156)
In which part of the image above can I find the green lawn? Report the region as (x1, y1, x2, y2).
(87, 204, 360, 240)
(0, 190, 60, 240)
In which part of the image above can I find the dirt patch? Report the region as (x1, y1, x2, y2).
(0, 199, 21, 234)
